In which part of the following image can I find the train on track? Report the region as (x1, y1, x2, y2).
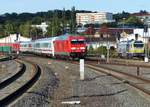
(20, 34, 87, 59)
(0, 43, 20, 55)
(117, 40, 145, 58)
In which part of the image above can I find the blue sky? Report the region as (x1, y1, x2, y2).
(0, 0, 150, 14)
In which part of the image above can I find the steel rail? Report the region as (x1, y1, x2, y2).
(86, 58, 150, 68)
(0, 59, 41, 106)
(0, 60, 26, 89)
(86, 63, 150, 97)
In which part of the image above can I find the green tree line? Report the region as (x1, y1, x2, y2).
(0, 7, 92, 38)
(0, 9, 146, 38)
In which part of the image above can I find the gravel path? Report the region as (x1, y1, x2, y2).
(12, 56, 150, 107)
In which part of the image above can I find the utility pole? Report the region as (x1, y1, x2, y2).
(71, 6, 76, 34)
(123, 18, 126, 33)
(106, 33, 109, 63)
(144, 24, 148, 62)
(62, 8, 66, 34)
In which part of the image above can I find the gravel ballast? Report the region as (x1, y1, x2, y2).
(11, 56, 150, 107)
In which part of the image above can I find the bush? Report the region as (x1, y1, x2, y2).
(87, 45, 94, 55)
(96, 46, 107, 56)
(109, 46, 117, 58)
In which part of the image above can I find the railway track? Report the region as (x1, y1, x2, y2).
(0, 59, 41, 106)
(85, 62, 150, 100)
(20, 54, 150, 99)
(0, 56, 11, 62)
(86, 57, 150, 68)
(55, 58, 150, 100)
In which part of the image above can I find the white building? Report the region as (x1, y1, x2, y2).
(0, 34, 31, 43)
(31, 22, 48, 35)
(119, 28, 150, 43)
(76, 12, 115, 25)
(134, 28, 150, 37)
(87, 41, 116, 50)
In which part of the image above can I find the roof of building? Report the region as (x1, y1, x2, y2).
(0, 34, 31, 43)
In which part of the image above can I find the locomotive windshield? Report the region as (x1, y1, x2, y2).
(134, 41, 144, 48)
(71, 39, 85, 44)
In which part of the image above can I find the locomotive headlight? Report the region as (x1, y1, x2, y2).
(71, 47, 76, 50)
(80, 47, 85, 49)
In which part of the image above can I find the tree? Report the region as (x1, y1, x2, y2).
(46, 11, 62, 36)
(96, 46, 107, 56)
(19, 21, 31, 37)
(32, 16, 43, 24)
(4, 21, 15, 36)
(0, 24, 5, 36)
(139, 10, 148, 14)
(113, 11, 130, 22)
(125, 16, 143, 27)
(30, 27, 38, 39)
(0, 8, 99, 37)
(70, 6, 76, 34)
(88, 45, 94, 54)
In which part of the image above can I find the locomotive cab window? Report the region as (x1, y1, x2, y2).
(71, 39, 85, 44)
(78, 39, 85, 44)
(71, 39, 78, 44)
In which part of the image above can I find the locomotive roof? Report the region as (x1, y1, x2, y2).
(55, 34, 70, 40)
(36, 37, 53, 41)
(30, 34, 81, 42)
(20, 41, 31, 44)
(34, 36, 58, 43)
(55, 34, 81, 40)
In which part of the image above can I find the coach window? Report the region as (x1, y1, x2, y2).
(43, 43, 49, 48)
(24, 44, 27, 47)
(36, 43, 40, 48)
(48, 43, 51, 48)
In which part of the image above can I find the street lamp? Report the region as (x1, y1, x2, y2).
(122, 18, 126, 34)
(106, 33, 109, 63)
(144, 24, 149, 62)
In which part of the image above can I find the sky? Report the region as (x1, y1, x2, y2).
(0, 0, 150, 14)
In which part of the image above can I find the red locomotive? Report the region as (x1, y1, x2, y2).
(54, 34, 86, 59)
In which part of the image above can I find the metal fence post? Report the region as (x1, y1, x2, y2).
(137, 66, 140, 76)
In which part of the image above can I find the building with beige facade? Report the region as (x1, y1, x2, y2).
(76, 12, 115, 25)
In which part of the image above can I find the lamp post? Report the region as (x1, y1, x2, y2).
(123, 18, 126, 33)
(144, 24, 149, 62)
